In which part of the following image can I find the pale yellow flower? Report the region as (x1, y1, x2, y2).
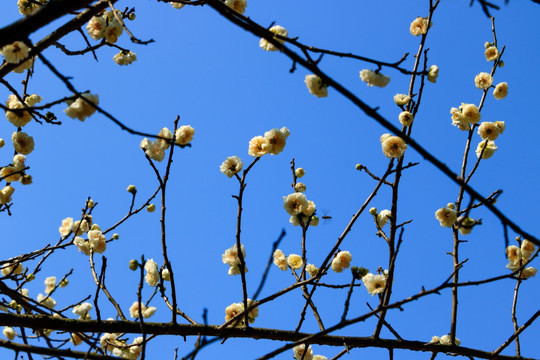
(380, 135, 407, 158)
(485, 46, 499, 61)
(435, 206, 457, 228)
(474, 72, 493, 90)
(144, 259, 160, 287)
(398, 111, 414, 126)
(283, 192, 308, 215)
(0, 186, 15, 205)
(170, 2, 184, 9)
(410, 17, 430, 36)
(306, 264, 319, 277)
(113, 50, 137, 65)
(259, 25, 288, 51)
(475, 140, 497, 159)
(64, 93, 99, 121)
(12, 131, 35, 155)
(287, 254, 303, 270)
(224, 302, 244, 325)
(3, 327, 16, 340)
(86, 16, 106, 40)
(140, 138, 165, 162)
(248, 135, 269, 157)
(225, 0, 247, 14)
(264, 127, 289, 155)
(477, 122, 500, 141)
(175, 125, 195, 145)
(393, 93, 410, 106)
(104, 20, 123, 43)
(360, 69, 390, 88)
(1, 41, 30, 64)
(362, 272, 387, 296)
(304, 74, 328, 98)
(220, 156, 243, 177)
(493, 82, 508, 100)
(331, 251, 352, 273)
(428, 65, 439, 83)
(17, 0, 46, 15)
(293, 344, 313, 360)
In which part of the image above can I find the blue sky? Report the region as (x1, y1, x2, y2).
(1, 0, 540, 359)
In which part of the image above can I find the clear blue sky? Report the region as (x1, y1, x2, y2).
(1, 0, 539, 359)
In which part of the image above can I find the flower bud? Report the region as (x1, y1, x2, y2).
(112, 233, 120, 240)
(147, 204, 156, 212)
(127, 185, 137, 194)
(128, 13, 136, 20)
(294, 182, 306, 193)
(129, 259, 139, 271)
(295, 168, 305, 178)
(369, 207, 378, 215)
(26, 273, 35, 282)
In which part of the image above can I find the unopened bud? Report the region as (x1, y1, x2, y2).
(295, 168, 305, 178)
(129, 259, 139, 271)
(127, 185, 137, 194)
(26, 273, 35, 282)
(369, 207, 377, 215)
(147, 204, 156, 212)
(112, 233, 120, 240)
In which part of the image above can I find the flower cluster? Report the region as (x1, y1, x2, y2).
(359, 69, 390, 88)
(283, 192, 318, 227)
(224, 299, 259, 325)
(17, 0, 47, 15)
(72, 302, 92, 319)
(380, 133, 407, 158)
(144, 259, 160, 286)
(304, 74, 328, 98)
(506, 239, 537, 278)
(435, 203, 457, 228)
(113, 50, 137, 66)
(140, 125, 194, 162)
(0, 154, 32, 187)
(5, 94, 41, 127)
(430, 335, 461, 346)
(129, 301, 157, 319)
(248, 127, 289, 157)
(362, 271, 388, 296)
(64, 93, 99, 121)
(450, 103, 481, 131)
(101, 335, 144, 359)
(222, 243, 247, 275)
(331, 251, 352, 273)
(259, 25, 288, 51)
(70, 219, 108, 255)
(86, 11, 124, 43)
